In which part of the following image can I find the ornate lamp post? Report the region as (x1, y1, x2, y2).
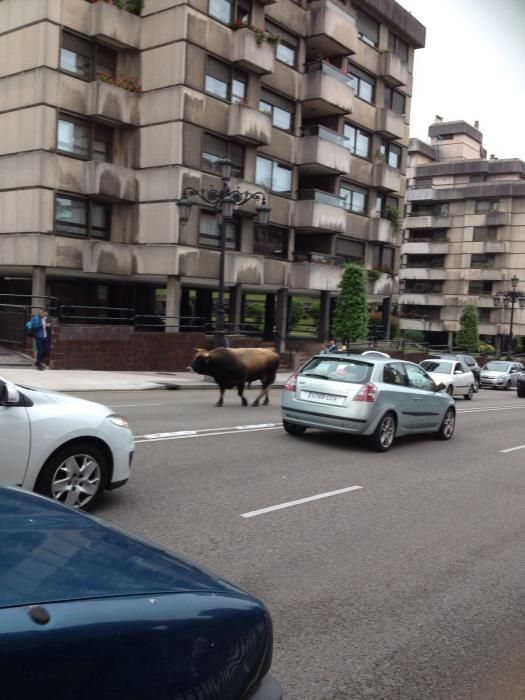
(493, 274, 525, 354)
(176, 159, 271, 348)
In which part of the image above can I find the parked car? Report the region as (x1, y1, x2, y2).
(428, 353, 481, 392)
(479, 360, 524, 390)
(0, 375, 133, 509)
(281, 354, 456, 452)
(0, 485, 281, 700)
(517, 368, 525, 397)
(419, 359, 475, 400)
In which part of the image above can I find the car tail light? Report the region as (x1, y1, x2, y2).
(284, 373, 298, 391)
(353, 383, 378, 402)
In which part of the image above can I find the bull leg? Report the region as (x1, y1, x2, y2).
(238, 382, 248, 407)
(252, 384, 265, 407)
(215, 387, 225, 407)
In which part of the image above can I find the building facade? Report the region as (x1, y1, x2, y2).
(400, 118, 525, 351)
(0, 0, 424, 347)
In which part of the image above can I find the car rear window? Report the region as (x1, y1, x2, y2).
(484, 362, 511, 371)
(420, 360, 453, 373)
(300, 357, 373, 384)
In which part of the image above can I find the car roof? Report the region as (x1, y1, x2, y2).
(312, 353, 399, 366)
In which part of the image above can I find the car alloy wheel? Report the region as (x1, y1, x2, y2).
(36, 442, 108, 510)
(370, 412, 396, 452)
(437, 407, 455, 440)
(446, 385, 454, 397)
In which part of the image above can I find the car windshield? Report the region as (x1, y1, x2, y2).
(483, 362, 511, 371)
(301, 357, 373, 384)
(420, 360, 453, 374)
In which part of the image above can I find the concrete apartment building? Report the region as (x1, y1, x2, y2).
(0, 0, 425, 357)
(400, 118, 525, 352)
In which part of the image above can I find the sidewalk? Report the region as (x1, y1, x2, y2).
(0, 366, 292, 392)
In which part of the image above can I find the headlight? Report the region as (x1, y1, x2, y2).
(107, 414, 130, 428)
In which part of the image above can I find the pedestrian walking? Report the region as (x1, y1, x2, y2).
(26, 310, 51, 370)
(327, 339, 339, 353)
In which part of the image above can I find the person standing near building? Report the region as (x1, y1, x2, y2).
(26, 310, 51, 370)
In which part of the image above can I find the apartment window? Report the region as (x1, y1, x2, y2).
(60, 32, 117, 80)
(340, 182, 368, 215)
(57, 115, 113, 162)
(255, 156, 292, 193)
(384, 87, 406, 114)
(404, 280, 443, 293)
(473, 226, 498, 242)
(478, 308, 491, 322)
(471, 254, 496, 268)
(414, 177, 433, 189)
(370, 244, 394, 269)
(55, 195, 110, 239)
(199, 212, 239, 250)
(209, 0, 251, 24)
(254, 226, 288, 259)
(376, 194, 398, 217)
(336, 237, 365, 264)
(469, 281, 493, 294)
(259, 89, 294, 131)
(204, 57, 247, 102)
(347, 65, 375, 103)
(343, 123, 371, 158)
(378, 140, 402, 169)
(475, 199, 499, 213)
(470, 174, 486, 183)
(356, 9, 379, 48)
(266, 21, 298, 67)
(388, 32, 409, 61)
(201, 133, 244, 177)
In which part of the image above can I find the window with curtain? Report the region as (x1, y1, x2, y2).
(209, 0, 251, 24)
(254, 226, 288, 259)
(347, 65, 375, 103)
(201, 133, 244, 177)
(57, 115, 113, 162)
(378, 140, 402, 169)
(335, 237, 365, 264)
(357, 9, 379, 47)
(388, 32, 409, 61)
(199, 212, 239, 250)
(265, 20, 298, 67)
(55, 195, 111, 239)
(259, 89, 294, 131)
(255, 156, 292, 193)
(204, 57, 247, 103)
(343, 123, 371, 158)
(384, 87, 406, 114)
(340, 182, 368, 215)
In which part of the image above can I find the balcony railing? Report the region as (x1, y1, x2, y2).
(302, 124, 346, 146)
(297, 189, 346, 207)
(305, 60, 354, 88)
(294, 251, 345, 266)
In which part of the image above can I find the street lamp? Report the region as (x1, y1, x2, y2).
(492, 274, 525, 354)
(176, 159, 271, 348)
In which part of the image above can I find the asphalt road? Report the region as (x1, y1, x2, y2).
(76, 385, 525, 700)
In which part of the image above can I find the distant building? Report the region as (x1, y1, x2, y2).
(0, 0, 425, 348)
(401, 118, 525, 351)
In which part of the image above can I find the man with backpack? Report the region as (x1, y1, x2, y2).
(26, 310, 51, 370)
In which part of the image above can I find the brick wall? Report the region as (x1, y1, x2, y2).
(48, 325, 276, 371)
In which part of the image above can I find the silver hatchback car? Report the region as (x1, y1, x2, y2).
(281, 354, 456, 451)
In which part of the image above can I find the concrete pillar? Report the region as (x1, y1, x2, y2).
(165, 276, 181, 332)
(275, 288, 288, 353)
(264, 293, 275, 340)
(447, 331, 454, 351)
(31, 266, 46, 314)
(229, 284, 243, 334)
(319, 291, 331, 341)
(382, 296, 392, 340)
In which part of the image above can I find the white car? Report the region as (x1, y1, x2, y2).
(0, 376, 133, 510)
(419, 359, 475, 400)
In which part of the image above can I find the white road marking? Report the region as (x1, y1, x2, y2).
(241, 485, 363, 518)
(500, 444, 525, 454)
(458, 404, 525, 413)
(135, 423, 281, 444)
(108, 403, 164, 408)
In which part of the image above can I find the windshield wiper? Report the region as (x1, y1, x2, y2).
(302, 372, 330, 380)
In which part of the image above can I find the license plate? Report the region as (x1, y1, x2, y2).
(301, 391, 344, 405)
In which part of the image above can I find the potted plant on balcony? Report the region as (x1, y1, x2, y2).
(384, 206, 400, 230)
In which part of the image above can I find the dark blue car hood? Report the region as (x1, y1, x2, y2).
(0, 488, 243, 608)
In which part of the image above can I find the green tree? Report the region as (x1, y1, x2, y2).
(289, 298, 304, 327)
(332, 263, 368, 343)
(400, 329, 424, 343)
(456, 303, 480, 352)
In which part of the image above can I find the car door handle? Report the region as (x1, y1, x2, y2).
(414, 397, 423, 402)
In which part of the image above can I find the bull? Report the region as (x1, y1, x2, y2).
(192, 347, 280, 407)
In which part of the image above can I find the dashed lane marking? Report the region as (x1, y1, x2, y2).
(240, 485, 363, 518)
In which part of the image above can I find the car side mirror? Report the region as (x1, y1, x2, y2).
(0, 383, 20, 406)
(454, 370, 463, 375)
(433, 382, 446, 392)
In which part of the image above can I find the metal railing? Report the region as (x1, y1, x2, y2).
(302, 124, 346, 146)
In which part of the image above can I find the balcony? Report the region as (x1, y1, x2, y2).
(402, 241, 449, 255)
(400, 318, 444, 332)
(306, 0, 358, 60)
(400, 268, 446, 280)
(404, 214, 451, 229)
(302, 62, 354, 118)
(85, 161, 137, 202)
(227, 103, 271, 145)
(232, 28, 275, 75)
(483, 211, 511, 227)
(88, 80, 139, 126)
(400, 293, 444, 306)
(380, 53, 410, 88)
(289, 255, 344, 291)
(297, 125, 351, 174)
(376, 108, 407, 140)
(484, 240, 507, 254)
(373, 161, 402, 192)
(294, 190, 347, 233)
(406, 187, 438, 202)
(89, 0, 140, 50)
(370, 217, 396, 245)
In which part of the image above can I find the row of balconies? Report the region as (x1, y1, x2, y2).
(402, 241, 508, 255)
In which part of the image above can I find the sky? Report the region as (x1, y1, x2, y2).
(395, 0, 525, 161)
